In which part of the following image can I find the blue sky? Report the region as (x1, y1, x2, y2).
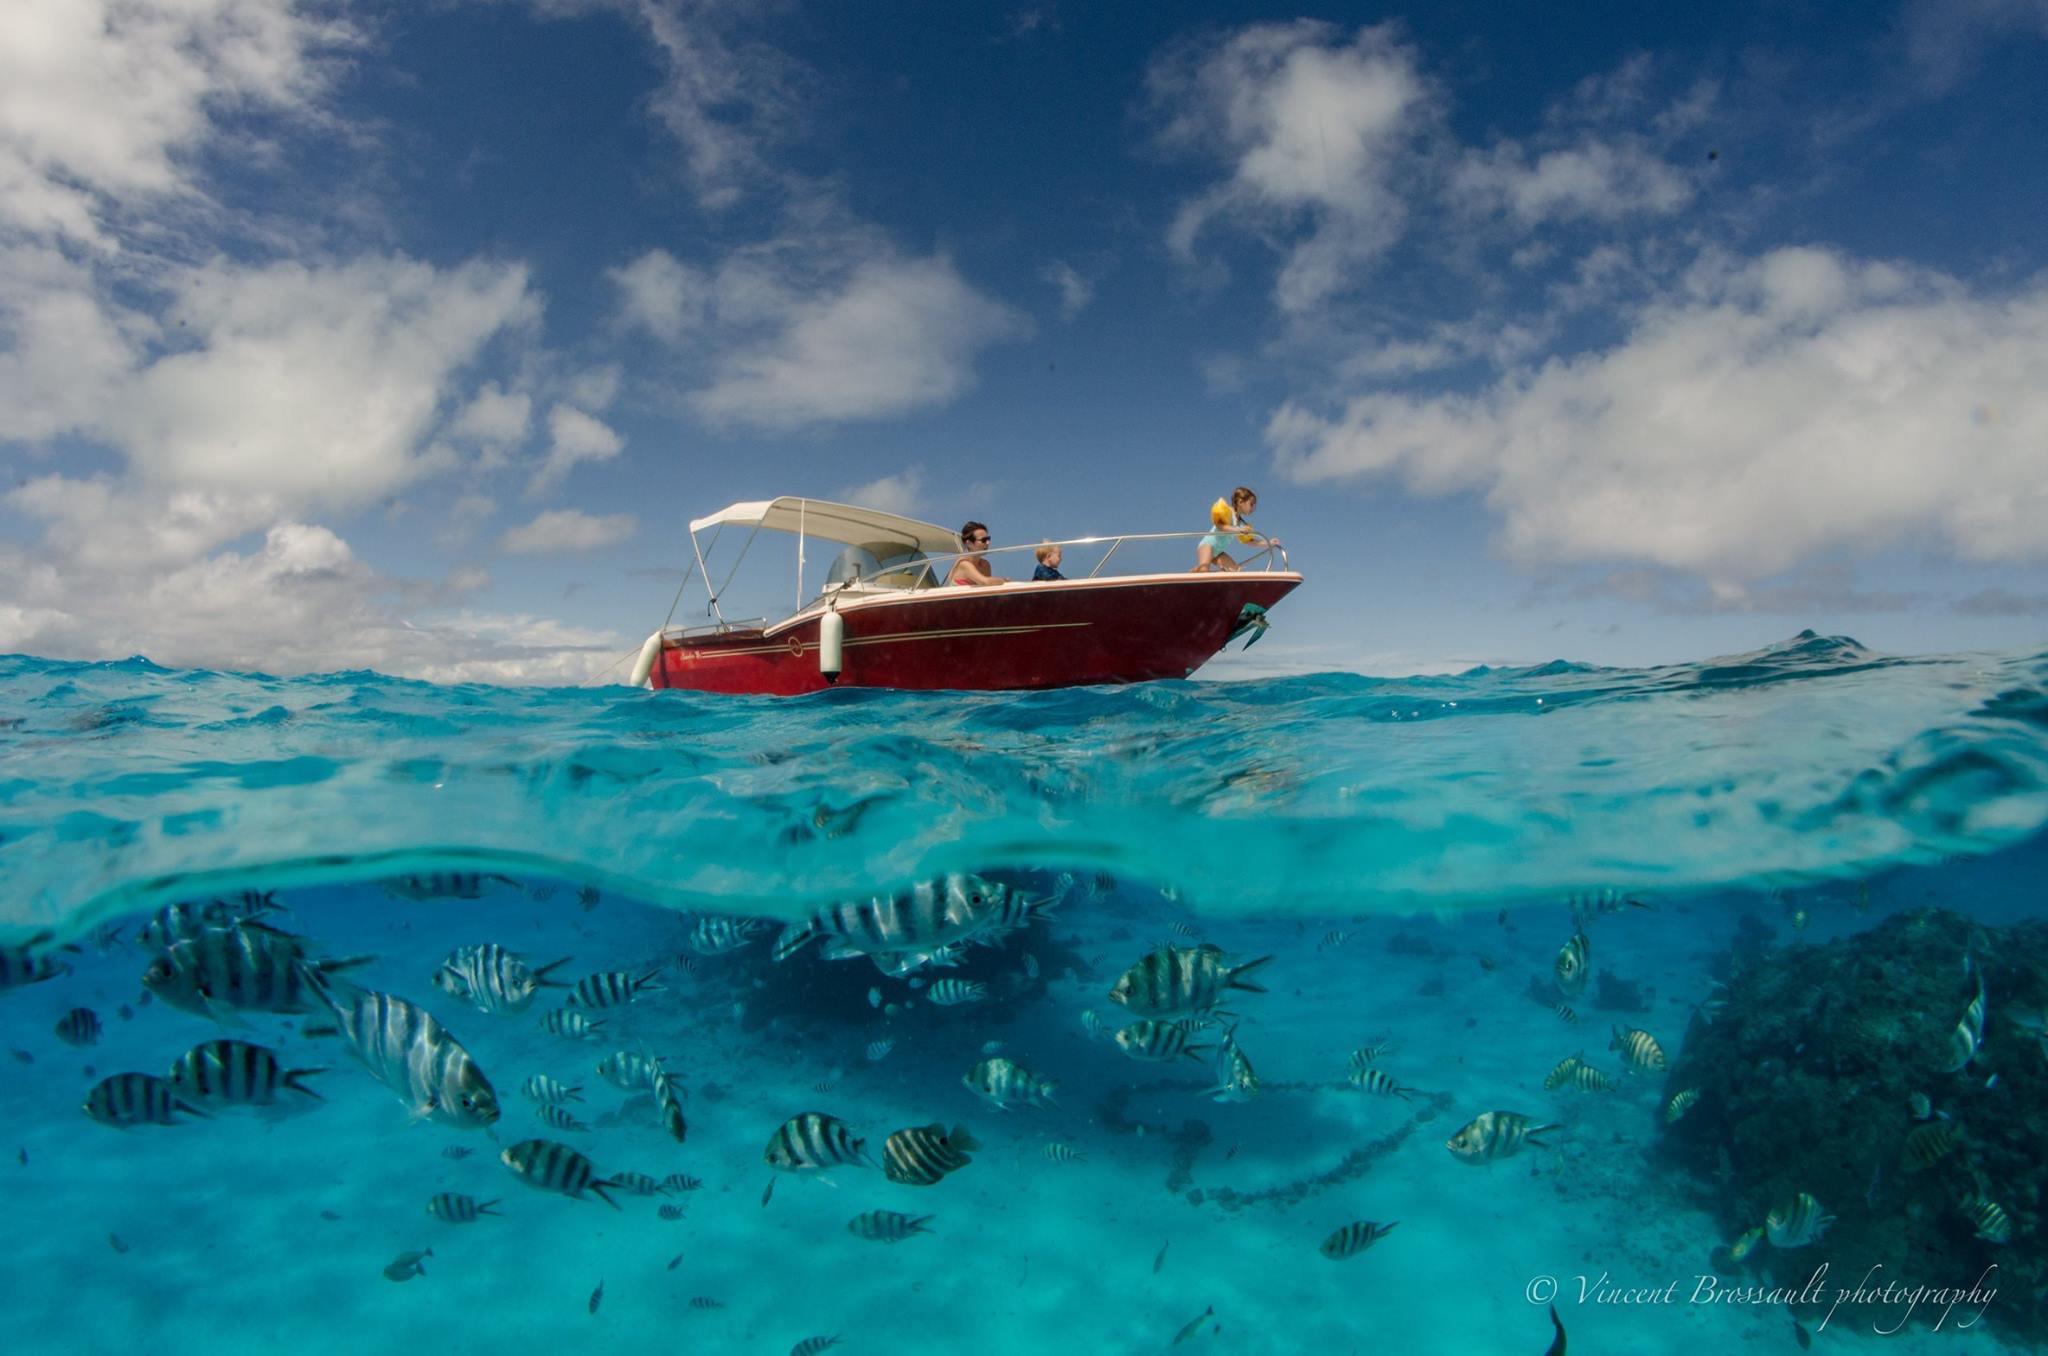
(2, 0, 2045, 681)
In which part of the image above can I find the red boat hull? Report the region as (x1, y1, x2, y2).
(650, 573, 1302, 695)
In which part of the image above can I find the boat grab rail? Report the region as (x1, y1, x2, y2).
(773, 531, 1291, 613)
(658, 616, 770, 641)
(907, 529, 1292, 588)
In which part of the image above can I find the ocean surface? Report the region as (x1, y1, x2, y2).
(2, 631, 2046, 1354)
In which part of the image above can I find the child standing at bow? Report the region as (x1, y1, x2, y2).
(1193, 486, 1275, 572)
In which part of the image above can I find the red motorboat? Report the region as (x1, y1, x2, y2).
(626, 498, 1302, 695)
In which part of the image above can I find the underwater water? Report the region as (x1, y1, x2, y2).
(3, 631, 2047, 1354)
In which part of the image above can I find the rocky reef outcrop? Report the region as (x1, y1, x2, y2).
(1660, 908, 2045, 1341)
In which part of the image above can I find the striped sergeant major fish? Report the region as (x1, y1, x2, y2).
(614, 1171, 664, 1197)
(500, 1138, 622, 1208)
(963, 1056, 1058, 1110)
(84, 1072, 208, 1128)
(1113, 1019, 1213, 1064)
(535, 1104, 589, 1133)
(1554, 931, 1591, 999)
(431, 944, 572, 1015)
(1108, 943, 1273, 1019)
(1319, 1219, 1397, 1259)
(297, 967, 500, 1129)
(791, 1339, 841, 1356)
(540, 1008, 605, 1042)
(1764, 1192, 1836, 1248)
(0, 931, 74, 990)
(426, 1193, 500, 1223)
(1350, 1040, 1393, 1066)
(763, 1111, 871, 1174)
(142, 925, 373, 1020)
(596, 1050, 662, 1090)
(882, 1123, 978, 1186)
(1568, 1064, 1616, 1094)
(1938, 975, 1987, 1073)
(1610, 1026, 1667, 1073)
(565, 969, 665, 1008)
(926, 979, 986, 1006)
(1209, 1024, 1260, 1103)
(772, 874, 1047, 963)
(1349, 1066, 1415, 1100)
(650, 1063, 688, 1145)
(55, 1007, 102, 1048)
(1567, 888, 1650, 928)
(1961, 1194, 2012, 1244)
(1543, 1055, 1584, 1091)
(1903, 1121, 1962, 1170)
(521, 1074, 582, 1105)
(1446, 1111, 1560, 1164)
(137, 897, 279, 953)
(381, 872, 517, 902)
(848, 1209, 935, 1243)
(167, 1039, 326, 1108)
(689, 915, 767, 956)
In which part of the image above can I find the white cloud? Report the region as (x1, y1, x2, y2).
(449, 382, 532, 449)
(7, 475, 280, 572)
(1268, 246, 2048, 584)
(125, 257, 533, 500)
(691, 254, 1030, 430)
(0, 0, 355, 246)
(528, 404, 624, 494)
(0, 521, 627, 681)
(2, 252, 538, 538)
(1199, 353, 1247, 395)
(563, 364, 621, 411)
(614, 0, 804, 210)
(1451, 140, 1695, 226)
(835, 468, 926, 519)
(500, 508, 638, 553)
(1149, 21, 1435, 314)
(1039, 260, 1094, 319)
(0, 244, 140, 443)
(610, 247, 709, 341)
(1448, 58, 1705, 228)
(1900, 0, 2048, 92)
(435, 490, 500, 550)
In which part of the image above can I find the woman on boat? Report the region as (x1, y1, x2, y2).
(951, 521, 1007, 586)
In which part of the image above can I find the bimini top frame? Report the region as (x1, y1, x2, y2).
(681, 496, 962, 629)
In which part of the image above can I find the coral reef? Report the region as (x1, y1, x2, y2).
(1661, 908, 2045, 1341)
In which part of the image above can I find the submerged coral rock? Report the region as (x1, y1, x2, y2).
(1660, 908, 2045, 1342)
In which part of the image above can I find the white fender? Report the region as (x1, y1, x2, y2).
(818, 609, 844, 683)
(628, 631, 664, 689)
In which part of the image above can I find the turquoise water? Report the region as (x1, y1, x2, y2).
(3, 631, 2046, 1353)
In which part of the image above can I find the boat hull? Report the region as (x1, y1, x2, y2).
(650, 573, 1302, 695)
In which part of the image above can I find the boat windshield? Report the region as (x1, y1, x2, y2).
(824, 544, 936, 590)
